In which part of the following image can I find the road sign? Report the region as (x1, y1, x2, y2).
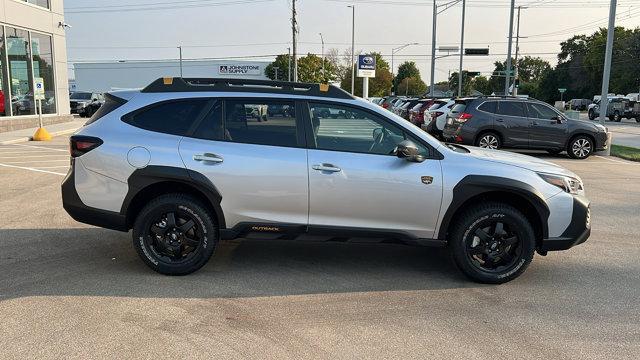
(558, 88, 567, 93)
(467, 71, 481, 77)
(34, 77, 45, 100)
(438, 46, 459, 52)
(357, 55, 376, 78)
(465, 48, 490, 56)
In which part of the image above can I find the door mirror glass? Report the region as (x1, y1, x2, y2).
(396, 140, 425, 163)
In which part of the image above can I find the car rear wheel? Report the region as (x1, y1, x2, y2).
(476, 132, 501, 150)
(132, 194, 217, 275)
(567, 135, 594, 159)
(612, 111, 621, 122)
(449, 202, 535, 284)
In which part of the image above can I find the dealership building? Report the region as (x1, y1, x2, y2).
(1, 0, 72, 132)
(74, 60, 271, 93)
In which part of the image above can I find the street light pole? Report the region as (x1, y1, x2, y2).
(505, 0, 516, 95)
(292, 0, 298, 82)
(513, 5, 524, 96)
(457, 0, 466, 97)
(287, 47, 292, 82)
(178, 46, 183, 77)
(430, 0, 437, 96)
(348, 5, 355, 95)
(273, 67, 280, 81)
(319, 32, 325, 81)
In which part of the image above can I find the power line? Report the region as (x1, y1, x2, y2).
(65, 0, 275, 13)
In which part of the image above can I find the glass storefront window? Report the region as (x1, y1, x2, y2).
(6, 27, 34, 116)
(31, 33, 56, 114)
(0, 26, 8, 117)
(24, 1, 50, 10)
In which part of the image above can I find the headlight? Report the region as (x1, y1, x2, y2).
(538, 173, 584, 195)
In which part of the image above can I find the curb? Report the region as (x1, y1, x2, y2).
(0, 127, 80, 145)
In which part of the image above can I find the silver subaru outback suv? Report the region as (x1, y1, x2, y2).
(62, 78, 591, 284)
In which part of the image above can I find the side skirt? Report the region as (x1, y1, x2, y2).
(219, 222, 447, 247)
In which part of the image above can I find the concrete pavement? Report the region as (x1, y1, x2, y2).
(0, 136, 638, 359)
(0, 119, 84, 145)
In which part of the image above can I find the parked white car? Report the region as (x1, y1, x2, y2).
(422, 99, 455, 136)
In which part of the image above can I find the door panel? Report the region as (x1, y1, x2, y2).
(308, 150, 442, 238)
(527, 103, 568, 149)
(495, 101, 530, 148)
(180, 139, 309, 227)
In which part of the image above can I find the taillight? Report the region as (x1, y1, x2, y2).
(458, 113, 473, 122)
(382, 103, 389, 109)
(70, 135, 103, 158)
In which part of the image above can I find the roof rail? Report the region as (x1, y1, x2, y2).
(141, 77, 355, 100)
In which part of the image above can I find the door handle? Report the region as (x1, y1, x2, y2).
(312, 164, 341, 173)
(531, 121, 539, 126)
(496, 118, 504, 122)
(193, 153, 224, 163)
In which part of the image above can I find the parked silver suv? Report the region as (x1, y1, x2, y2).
(62, 78, 591, 283)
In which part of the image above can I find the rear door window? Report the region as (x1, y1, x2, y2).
(123, 99, 210, 136)
(478, 101, 497, 114)
(497, 101, 526, 117)
(224, 100, 299, 147)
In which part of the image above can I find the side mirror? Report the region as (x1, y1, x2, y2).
(396, 140, 425, 163)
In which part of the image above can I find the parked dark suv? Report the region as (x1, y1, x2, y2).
(442, 96, 608, 159)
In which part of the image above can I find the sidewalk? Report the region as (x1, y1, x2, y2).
(0, 120, 85, 145)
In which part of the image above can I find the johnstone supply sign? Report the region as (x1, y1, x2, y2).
(357, 55, 376, 78)
(218, 64, 262, 76)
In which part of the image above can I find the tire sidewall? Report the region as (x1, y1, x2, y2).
(133, 195, 217, 275)
(450, 204, 535, 284)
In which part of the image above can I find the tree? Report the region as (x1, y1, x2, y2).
(265, 53, 337, 83)
(396, 76, 427, 96)
(265, 54, 291, 81)
(393, 61, 422, 91)
(470, 76, 491, 95)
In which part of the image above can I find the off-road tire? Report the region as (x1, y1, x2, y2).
(449, 202, 535, 284)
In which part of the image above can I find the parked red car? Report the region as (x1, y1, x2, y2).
(0, 90, 5, 115)
(408, 99, 436, 127)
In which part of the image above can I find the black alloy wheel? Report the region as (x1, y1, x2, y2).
(449, 203, 535, 284)
(133, 194, 217, 275)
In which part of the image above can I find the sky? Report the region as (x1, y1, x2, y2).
(63, 0, 640, 82)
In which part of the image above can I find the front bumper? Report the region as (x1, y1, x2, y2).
(540, 195, 590, 252)
(62, 159, 128, 232)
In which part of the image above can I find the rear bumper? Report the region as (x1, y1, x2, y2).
(62, 159, 128, 232)
(540, 195, 590, 252)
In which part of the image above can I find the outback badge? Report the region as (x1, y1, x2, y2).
(421, 176, 434, 185)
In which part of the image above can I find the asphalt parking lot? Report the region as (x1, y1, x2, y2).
(0, 136, 639, 359)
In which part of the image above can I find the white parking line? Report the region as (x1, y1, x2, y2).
(8, 143, 68, 152)
(0, 163, 66, 176)
(0, 155, 69, 159)
(0, 159, 69, 164)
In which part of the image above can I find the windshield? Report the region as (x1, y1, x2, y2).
(70, 92, 92, 100)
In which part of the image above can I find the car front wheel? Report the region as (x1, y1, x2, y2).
(568, 135, 594, 159)
(449, 202, 535, 284)
(132, 194, 217, 275)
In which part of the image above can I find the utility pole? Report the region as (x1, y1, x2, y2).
(505, 0, 515, 95)
(178, 46, 183, 77)
(287, 47, 291, 82)
(348, 5, 355, 95)
(292, 0, 298, 82)
(458, 0, 466, 97)
(273, 67, 280, 81)
(319, 33, 325, 81)
(430, 0, 437, 96)
(599, 0, 617, 127)
(513, 6, 525, 96)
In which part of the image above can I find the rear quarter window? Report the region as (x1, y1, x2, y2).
(85, 94, 127, 125)
(122, 99, 210, 136)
